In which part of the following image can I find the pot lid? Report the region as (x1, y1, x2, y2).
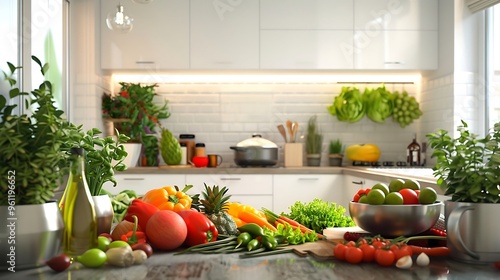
(236, 134, 278, 148)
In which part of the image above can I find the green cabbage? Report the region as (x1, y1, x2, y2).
(327, 86, 365, 123)
(363, 86, 394, 123)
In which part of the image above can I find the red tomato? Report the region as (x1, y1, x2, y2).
(395, 245, 413, 260)
(359, 244, 376, 262)
(399, 189, 419, 204)
(345, 246, 364, 264)
(346, 241, 356, 247)
(353, 193, 361, 202)
(375, 249, 396, 267)
(372, 240, 386, 249)
(334, 244, 348, 261)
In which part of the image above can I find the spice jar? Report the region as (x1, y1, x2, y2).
(179, 134, 195, 162)
(195, 143, 206, 157)
(180, 143, 187, 165)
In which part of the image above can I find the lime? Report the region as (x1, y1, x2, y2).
(97, 236, 110, 252)
(372, 183, 390, 195)
(109, 240, 130, 249)
(388, 178, 405, 193)
(76, 248, 107, 268)
(418, 187, 438, 204)
(367, 189, 385, 205)
(358, 195, 369, 204)
(403, 179, 421, 190)
(384, 192, 404, 205)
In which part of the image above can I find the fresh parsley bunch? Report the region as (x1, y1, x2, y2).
(287, 198, 355, 233)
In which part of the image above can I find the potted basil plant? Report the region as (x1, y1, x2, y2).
(427, 120, 500, 263)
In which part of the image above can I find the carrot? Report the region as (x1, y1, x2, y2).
(239, 211, 277, 231)
(408, 245, 450, 257)
(230, 215, 247, 228)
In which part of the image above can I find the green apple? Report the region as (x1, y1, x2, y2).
(389, 178, 405, 192)
(367, 188, 385, 205)
(371, 183, 389, 195)
(403, 179, 421, 190)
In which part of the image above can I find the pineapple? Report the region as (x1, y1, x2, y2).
(159, 128, 182, 165)
(200, 184, 239, 235)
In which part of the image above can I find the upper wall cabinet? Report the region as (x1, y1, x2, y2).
(100, 0, 189, 70)
(260, 0, 354, 70)
(260, 0, 353, 30)
(352, 0, 438, 70)
(190, 0, 259, 69)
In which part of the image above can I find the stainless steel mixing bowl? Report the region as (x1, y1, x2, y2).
(349, 201, 443, 236)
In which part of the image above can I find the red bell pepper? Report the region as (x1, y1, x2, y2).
(121, 215, 147, 245)
(178, 210, 218, 247)
(124, 198, 159, 230)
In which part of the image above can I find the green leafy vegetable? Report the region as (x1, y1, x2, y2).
(102, 189, 138, 223)
(327, 86, 365, 123)
(363, 86, 394, 123)
(263, 223, 318, 245)
(287, 198, 355, 233)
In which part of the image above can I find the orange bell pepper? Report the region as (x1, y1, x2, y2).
(141, 186, 192, 212)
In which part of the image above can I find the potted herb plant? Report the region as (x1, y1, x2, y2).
(427, 120, 500, 263)
(328, 139, 344, 167)
(101, 82, 170, 167)
(0, 57, 82, 269)
(305, 115, 323, 166)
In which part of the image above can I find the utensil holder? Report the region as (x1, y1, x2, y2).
(284, 143, 303, 167)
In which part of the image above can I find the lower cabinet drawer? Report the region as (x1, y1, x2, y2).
(185, 174, 273, 195)
(103, 174, 186, 196)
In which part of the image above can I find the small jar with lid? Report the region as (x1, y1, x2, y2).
(179, 134, 195, 162)
(195, 143, 206, 157)
(180, 143, 187, 165)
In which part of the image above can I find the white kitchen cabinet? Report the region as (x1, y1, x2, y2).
(103, 174, 186, 196)
(260, 30, 354, 70)
(273, 175, 343, 214)
(354, 0, 438, 31)
(100, 0, 189, 70)
(352, 0, 438, 70)
(185, 174, 273, 210)
(353, 30, 438, 70)
(260, 0, 353, 30)
(190, 0, 259, 69)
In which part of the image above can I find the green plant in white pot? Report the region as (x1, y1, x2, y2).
(0, 57, 82, 269)
(305, 115, 323, 166)
(427, 120, 500, 263)
(328, 138, 344, 166)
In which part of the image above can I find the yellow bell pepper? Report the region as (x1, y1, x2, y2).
(226, 202, 266, 220)
(141, 186, 192, 212)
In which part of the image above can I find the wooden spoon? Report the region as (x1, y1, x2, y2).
(277, 125, 287, 143)
(292, 121, 299, 143)
(286, 120, 293, 143)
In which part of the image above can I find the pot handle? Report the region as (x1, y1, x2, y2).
(447, 205, 480, 260)
(230, 146, 242, 151)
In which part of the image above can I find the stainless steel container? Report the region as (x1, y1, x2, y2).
(230, 134, 278, 167)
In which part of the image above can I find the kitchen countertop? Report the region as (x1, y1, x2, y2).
(5, 250, 499, 280)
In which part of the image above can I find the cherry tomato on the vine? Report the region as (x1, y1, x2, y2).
(359, 244, 376, 262)
(395, 244, 413, 260)
(372, 240, 386, 249)
(334, 244, 348, 261)
(345, 246, 364, 264)
(375, 249, 396, 267)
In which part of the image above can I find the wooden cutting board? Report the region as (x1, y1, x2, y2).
(286, 240, 340, 260)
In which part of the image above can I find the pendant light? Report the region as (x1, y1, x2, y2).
(106, 3, 134, 33)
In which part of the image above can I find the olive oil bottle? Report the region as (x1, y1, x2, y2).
(59, 147, 97, 256)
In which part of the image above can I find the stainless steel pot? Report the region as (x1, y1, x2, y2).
(230, 134, 278, 167)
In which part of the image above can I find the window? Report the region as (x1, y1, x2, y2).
(486, 5, 500, 129)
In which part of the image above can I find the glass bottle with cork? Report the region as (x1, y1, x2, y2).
(59, 147, 97, 256)
(407, 135, 421, 166)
